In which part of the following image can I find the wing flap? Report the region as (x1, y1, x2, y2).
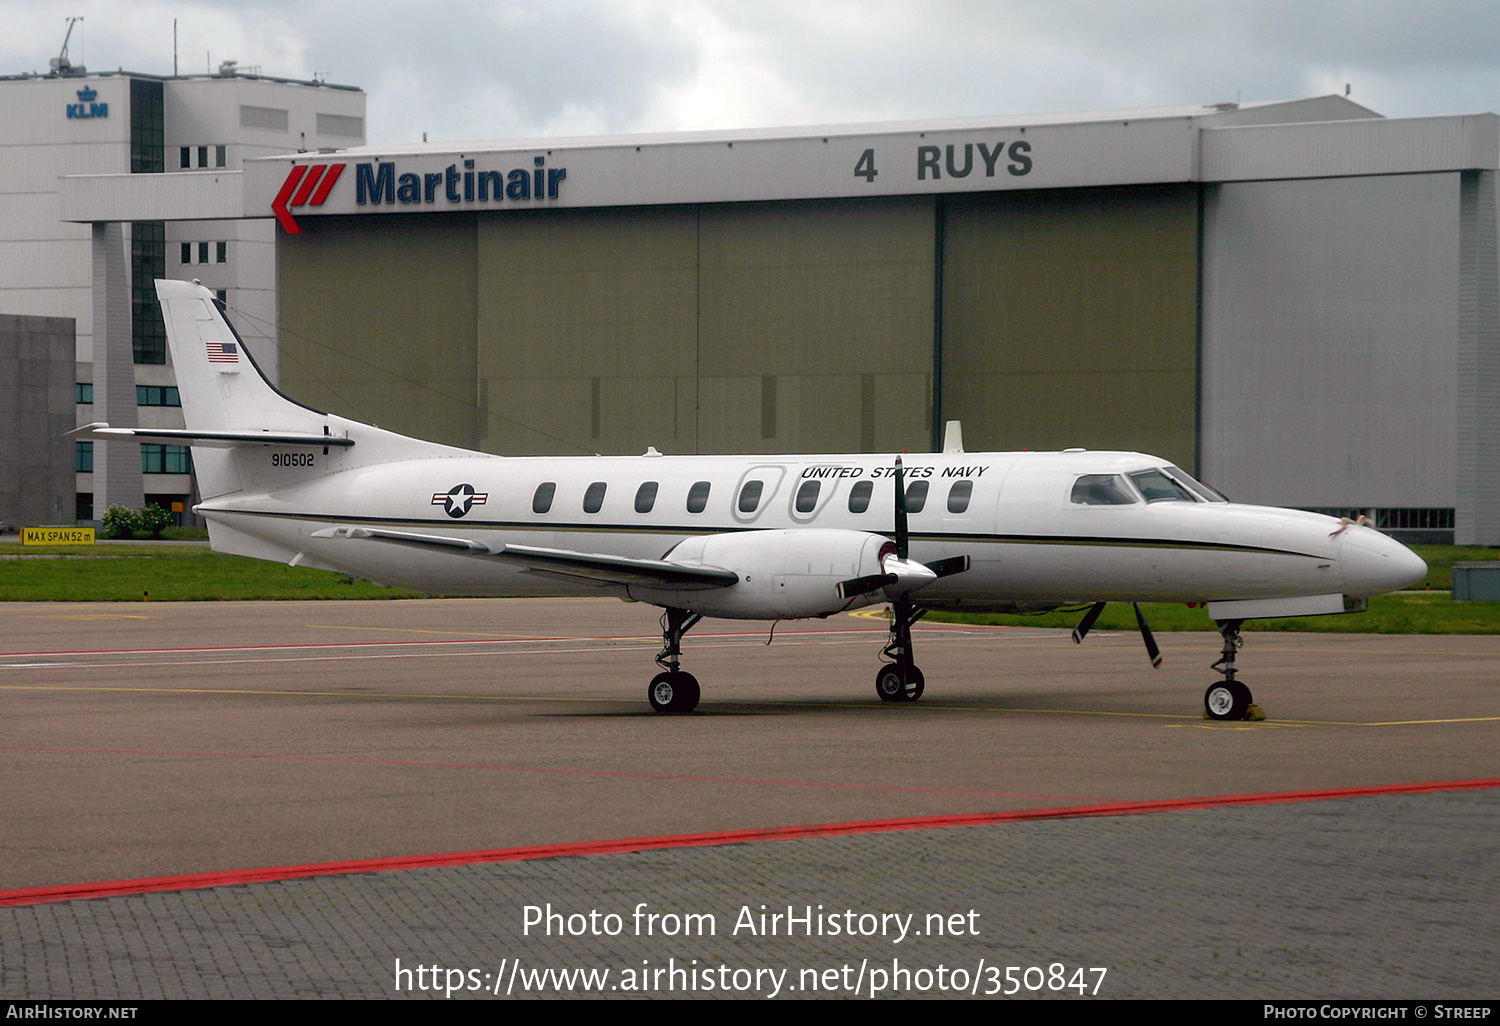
(310, 528, 739, 590)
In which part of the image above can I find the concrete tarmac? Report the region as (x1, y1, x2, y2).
(1, 598, 1496, 999)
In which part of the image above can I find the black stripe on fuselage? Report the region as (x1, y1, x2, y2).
(203, 507, 1330, 561)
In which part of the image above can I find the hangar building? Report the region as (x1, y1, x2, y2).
(62, 96, 1500, 544)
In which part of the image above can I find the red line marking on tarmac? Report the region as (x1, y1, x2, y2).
(0, 745, 1090, 801)
(2, 778, 1494, 908)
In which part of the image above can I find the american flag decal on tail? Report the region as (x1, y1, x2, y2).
(206, 340, 239, 364)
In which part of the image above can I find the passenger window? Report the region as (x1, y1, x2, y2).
(583, 481, 607, 514)
(686, 481, 711, 514)
(1071, 475, 1138, 505)
(738, 480, 764, 513)
(848, 480, 873, 513)
(634, 481, 658, 514)
(795, 479, 820, 513)
(532, 482, 556, 514)
(903, 480, 929, 514)
(947, 479, 973, 514)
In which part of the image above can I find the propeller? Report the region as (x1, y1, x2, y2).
(1071, 601, 1162, 668)
(835, 455, 965, 601)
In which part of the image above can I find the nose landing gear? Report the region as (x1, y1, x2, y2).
(1204, 618, 1264, 721)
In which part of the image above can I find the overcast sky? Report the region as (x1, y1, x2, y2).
(5, 1, 1499, 145)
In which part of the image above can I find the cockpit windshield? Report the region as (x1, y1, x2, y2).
(1163, 466, 1229, 503)
(1071, 474, 1139, 505)
(1127, 468, 1198, 503)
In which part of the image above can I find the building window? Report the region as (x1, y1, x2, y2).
(316, 113, 364, 139)
(142, 444, 191, 475)
(197, 242, 209, 264)
(137, 385, 181, 407)
(76, 383, 93, 405)
(215, 145, 226, 167)
(240, 105, 289, 132)
(131, 221, 167, 364)
(216, 241, 227, 263)
(129, 79, 164, 174)
(76, 441, 93, 473)
(179, 146, 191, 169)
(197, 145, 208, 168)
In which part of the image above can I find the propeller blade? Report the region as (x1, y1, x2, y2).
(1071, 601, 1106, 644)
(837, 572, 898, 600)
(924, 554, 970, 579)
(1134, 602, 1163, 668)
(894, 455, 908, 559)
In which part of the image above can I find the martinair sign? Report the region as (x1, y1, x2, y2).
(271, 155, 568, 233)
(253, 117, 1197, 230)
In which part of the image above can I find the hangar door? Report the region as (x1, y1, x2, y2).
(939, 184, 1201, 472)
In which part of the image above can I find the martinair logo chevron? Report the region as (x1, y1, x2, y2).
(271, 164, 346, 234)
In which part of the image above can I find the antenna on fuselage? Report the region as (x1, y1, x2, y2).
(941, 420, 964, 454)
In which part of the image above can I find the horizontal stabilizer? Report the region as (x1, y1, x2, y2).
(70, 423, 353, 449)
(312, 527, 738, 590)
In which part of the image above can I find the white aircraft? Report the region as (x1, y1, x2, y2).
(76, 280, 1428, 718)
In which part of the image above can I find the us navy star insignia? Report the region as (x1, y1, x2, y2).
(432, 483, 487, 518)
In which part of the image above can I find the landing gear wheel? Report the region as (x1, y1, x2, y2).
(875, 665, 925, 703)
(1204, 679, 1252, 721)
(648, 671, 700, 714)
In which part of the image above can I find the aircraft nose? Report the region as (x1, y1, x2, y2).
(1340, 526, 1427, 596)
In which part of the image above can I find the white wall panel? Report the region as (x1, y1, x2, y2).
(1200, 174, 1460, 508)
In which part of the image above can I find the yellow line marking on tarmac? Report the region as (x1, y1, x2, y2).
(308, 624, 555, 639)
(22, 614, 153, 621)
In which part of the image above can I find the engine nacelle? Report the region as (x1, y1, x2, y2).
(628, 529, 896, 619)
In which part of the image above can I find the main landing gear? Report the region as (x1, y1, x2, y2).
(1204, 618, 1262, 721)
(649, 607, 702, 714)
(875, 595, 926, 702)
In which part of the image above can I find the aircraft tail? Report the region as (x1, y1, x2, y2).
(157, 279, 324, 438)
(149, 279, 464, 499)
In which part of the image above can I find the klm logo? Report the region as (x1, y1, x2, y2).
(66, 86, 108, 120)
(356, 156, 567, 206)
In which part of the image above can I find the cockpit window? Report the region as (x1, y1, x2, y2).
(1070, 474, 1138, 505)
(1164, 466, 1229, 503)
(1128, 468, 1196, 503)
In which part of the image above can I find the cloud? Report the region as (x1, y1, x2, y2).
(3, 0, 1497, 145)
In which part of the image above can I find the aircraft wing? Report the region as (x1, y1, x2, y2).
(310, 527, 739, 590)
(69, 423, 353, 448)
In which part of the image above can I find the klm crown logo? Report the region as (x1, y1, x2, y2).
(76, 87, 97, 102)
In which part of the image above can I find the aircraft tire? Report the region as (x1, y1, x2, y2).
(649, 671, 700, 714)
(875, 665, 925, 703)
(1204, 679, 1251, 721)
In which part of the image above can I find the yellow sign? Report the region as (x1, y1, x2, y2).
(21, 526, 95, 545)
